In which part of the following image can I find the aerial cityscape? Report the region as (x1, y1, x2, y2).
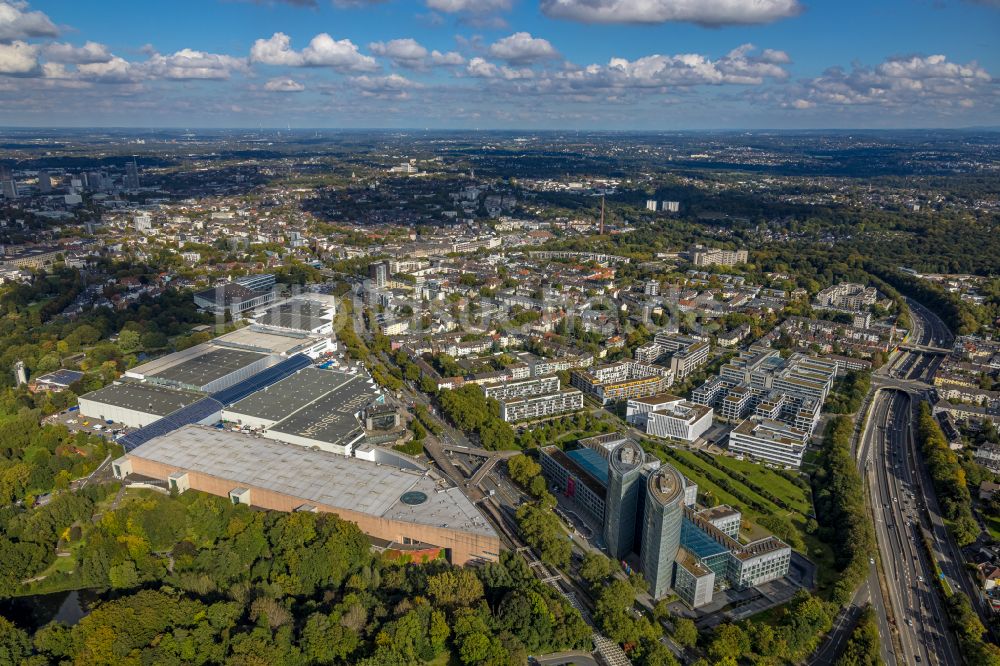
(0, 1, 998, 666)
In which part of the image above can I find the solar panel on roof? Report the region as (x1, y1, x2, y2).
(119, 396, 223, 452)
(211, 353, 312, 406)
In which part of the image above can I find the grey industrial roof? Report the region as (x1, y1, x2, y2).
(216, 326, 320, 355)
(224, 367, 355, 424)
(254, 301, 330, 332)
(80, 381, 203, 416)
(34, 369, 84, 387)
(150, 348, 267, 386)
(267, 372, 377, 447)
(128, 425, 496, 537)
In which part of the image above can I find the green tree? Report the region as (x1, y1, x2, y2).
(672, 617, 698, 649)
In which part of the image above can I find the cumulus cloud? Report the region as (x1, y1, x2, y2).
(426, 0, 512, 12)
(43, 41, 112, 64)
(250, 32, 302, 66)
(369, 38, 464, 69)
(466, 56, 534, 80)
(250, 32, 377, 72)
(144, 49, 249, 80)
(0, 39, 37, 75)
(76, 56, 138, 83)
(370, 38, 426, 68)
(552, 44, 790, 93)
(540, 0, 801, 26)
(0, 1, 58, 41)
(352, 73, 418, 98)
(488, 32, 559, 65)
(788, 54, 993, 109)
(264, 76, 304, 92)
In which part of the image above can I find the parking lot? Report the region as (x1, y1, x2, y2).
(44, 408, 131, 441)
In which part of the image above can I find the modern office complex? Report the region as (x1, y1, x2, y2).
(539, 439, 792, 607)
(626, 394, 714, 442)
(692, 347, 836, 437)
(634, 334, 710, 381)
(538, 445, 610, 523)
(571, 360, 674, 404)
(112, 425, 500, 566)
(727, 418, 810, 468)
(604, 440, 646, 560)
(641, 465, 688, 598)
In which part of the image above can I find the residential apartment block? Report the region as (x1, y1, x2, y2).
(571, 360, 674, 404)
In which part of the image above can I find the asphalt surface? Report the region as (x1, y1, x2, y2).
(865, 389, 961, 666)
(813, 298, 961, 666)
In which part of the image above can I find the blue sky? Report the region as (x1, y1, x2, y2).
(0, 0, 997, 128)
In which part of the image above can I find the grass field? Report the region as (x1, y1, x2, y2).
(651, 444, 843, 594)
(985, 515, 1000, 542)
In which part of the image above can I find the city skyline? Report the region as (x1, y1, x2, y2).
(0, 0, 997, 129)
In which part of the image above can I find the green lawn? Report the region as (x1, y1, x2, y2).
(647, 445, 821, 556)
(709, 454, 813, 516)
(985, 514, 1000, 542)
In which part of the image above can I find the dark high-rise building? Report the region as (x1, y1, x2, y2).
(1, 166, 17, 199)
(640, 465, 687, 598)
(125, 159, 140, 189)
(604, 440, 645, 560)
(369, 261, 388, 288)
(37, 170, 52, 193)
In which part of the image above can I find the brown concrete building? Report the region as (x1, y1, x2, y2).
(113, 425, 500, 566)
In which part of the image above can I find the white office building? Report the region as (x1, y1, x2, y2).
(727, 418, 809, 469)
(627, 394, 713, 442)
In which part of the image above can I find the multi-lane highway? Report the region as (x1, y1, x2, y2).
(864, 389, 961, 666)
(811, 297, 964, 666)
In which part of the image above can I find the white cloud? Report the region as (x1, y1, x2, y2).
(430, 50, 465, 66)
(264, 76, 305, 92)
(488, 32, 559, 65)
(540, 0, 801, 26)
(370, 38, 427, 67)
(0, 1, 58, 41)
(426, 0, 511, 12)
(302, 34, 378, 71)
(352, 73, 418, 98)
(76, 56, 138, 83)
(552, 44, 789, 93)
(145, 48, 249, 80)
(0, 39, 37, 74)
(250, 32, 304, 66)
(251, 32, 377, 72)
(789, 54, 993, 109)
(43, 41, 112, 64)
(369, 38, 465, 69)
(466, 56, 534, 80)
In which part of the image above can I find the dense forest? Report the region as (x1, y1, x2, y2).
(0, 488, 591, 665)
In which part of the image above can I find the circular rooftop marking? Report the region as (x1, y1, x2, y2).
(400, 491, 428, 506)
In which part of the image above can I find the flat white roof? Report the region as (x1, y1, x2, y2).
(127, 425, 497, 538)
